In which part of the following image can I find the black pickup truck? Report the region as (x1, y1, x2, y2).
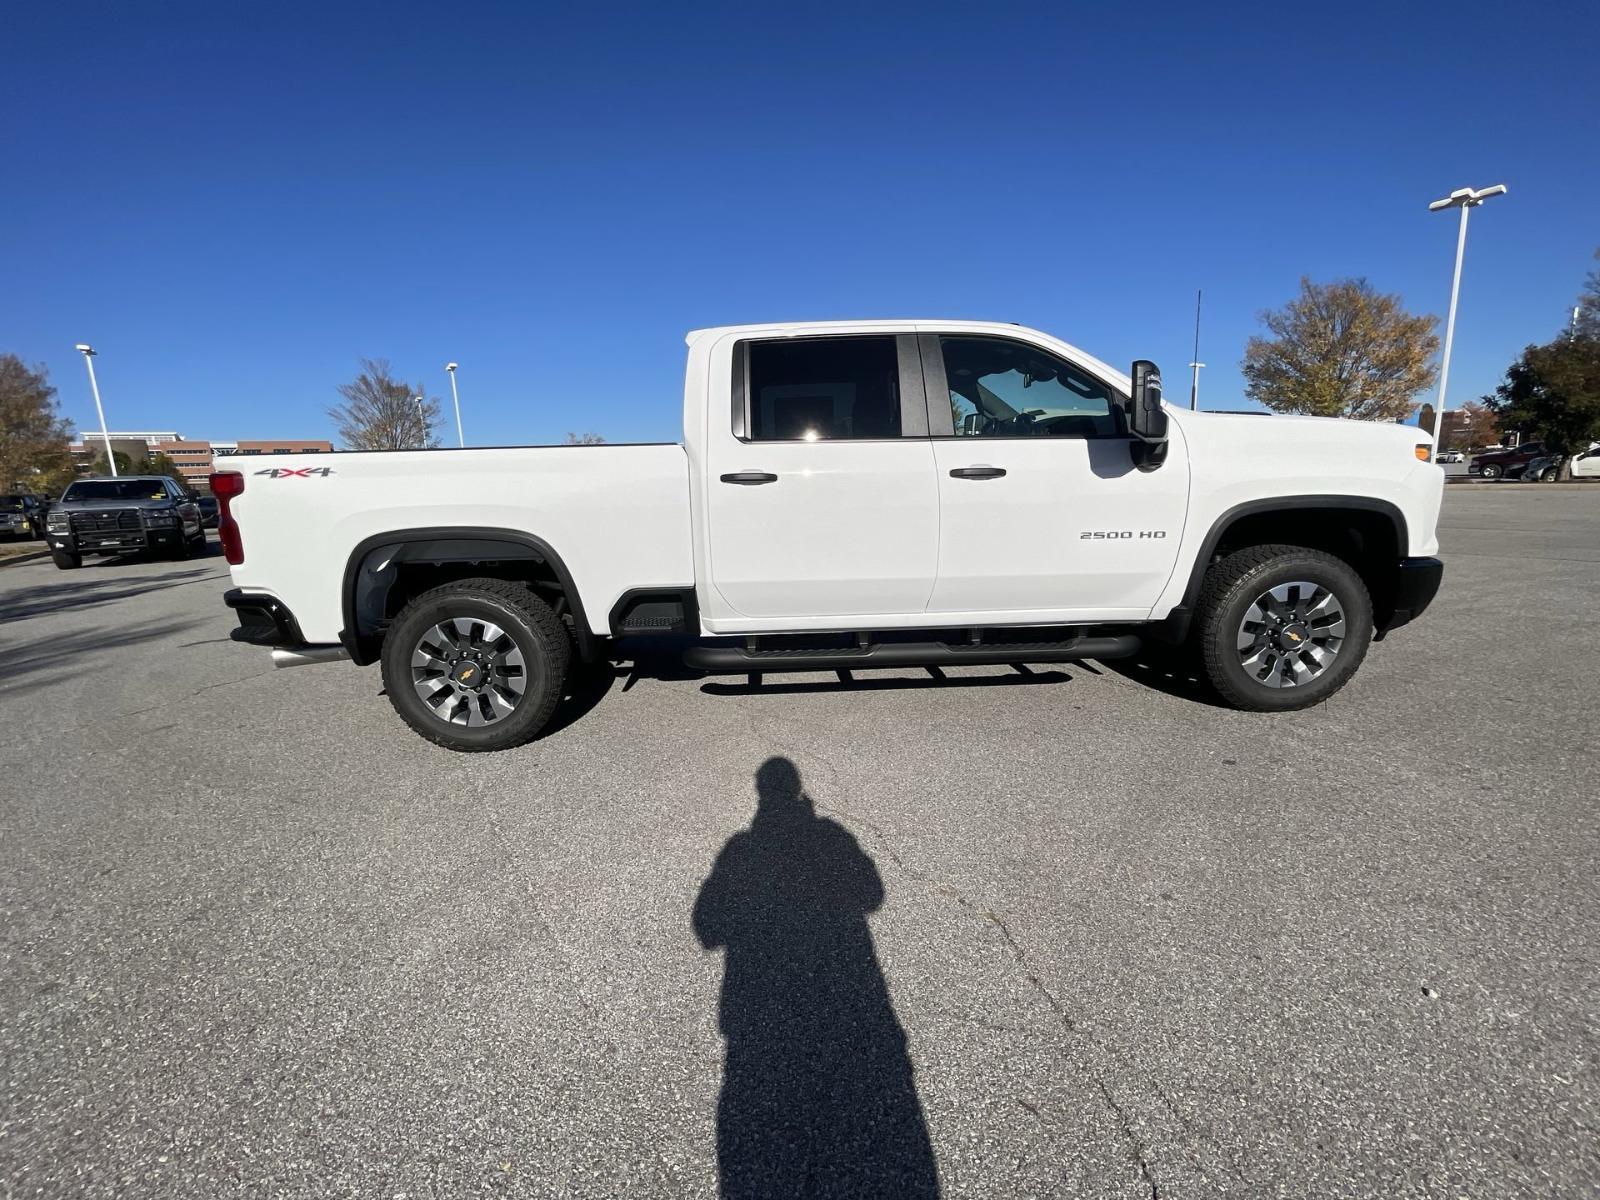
(45, 476, 207, 569)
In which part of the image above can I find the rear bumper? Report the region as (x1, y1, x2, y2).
(224, 588, 307, 647)
(1380, 556, 1443, 633)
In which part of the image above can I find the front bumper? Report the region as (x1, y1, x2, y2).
(49, 528, 183, 555)
(1380, 556, 1443, 634)
(224, 588, 307, 647)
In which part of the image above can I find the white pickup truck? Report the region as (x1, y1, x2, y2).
(214, 320, 1444, 751)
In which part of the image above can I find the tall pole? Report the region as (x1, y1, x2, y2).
(1187, 288, 1204, 411)
(76, 345, 117, 476)
(414, 396, 428, 446)
(1427, 183, 1506, 447)
(446, 363, 464, 447)
(1432, 203, 1471, 446)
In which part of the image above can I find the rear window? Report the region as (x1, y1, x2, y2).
(746, 337, 901, 441)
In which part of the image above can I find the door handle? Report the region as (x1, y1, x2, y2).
(949, 466, 1007, 480)
(720, 471, 778, 485)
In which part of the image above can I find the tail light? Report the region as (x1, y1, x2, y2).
(209, 470, 245, 564)
(1415, 444, 1433, 462)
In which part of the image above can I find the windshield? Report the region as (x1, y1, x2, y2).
(0, 495, 25, 510)
(63, 480, 172, 502)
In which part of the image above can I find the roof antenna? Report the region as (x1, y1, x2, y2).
(1188, 289, 1204, 411)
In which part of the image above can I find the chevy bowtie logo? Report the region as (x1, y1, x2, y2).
(1286, 630, 1303, 643)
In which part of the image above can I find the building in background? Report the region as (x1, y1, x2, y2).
(66, 434, 334, 490)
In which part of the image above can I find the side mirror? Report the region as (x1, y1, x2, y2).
(1127, 360, 1169, 472)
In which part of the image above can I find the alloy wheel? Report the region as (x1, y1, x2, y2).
(410, 617, 528, 726)
(1235, 581, 1346, 689)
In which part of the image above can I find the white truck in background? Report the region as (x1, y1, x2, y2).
(213, 320, 1444, 752)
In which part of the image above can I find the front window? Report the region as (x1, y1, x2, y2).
(62, 479, 173, 502)
(745, 337, 902, 441)
(940, 336, 1121, 439)
(0, 495, 24, 511)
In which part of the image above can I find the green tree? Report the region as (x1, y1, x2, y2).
(87, 449, 137, 476)
(0, 355, 74, 490)
(1241, 278, 1440, 420)
(327, 358, 442, 450)
(1485, 335, 1600, 459)
(142, 451, 191, 486)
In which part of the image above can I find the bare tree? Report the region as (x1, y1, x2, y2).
(0, 355, 74, 490)
(1241, 278, 1439, 421)
(328, 358, 443, 450)
(563, 432, 606, 445)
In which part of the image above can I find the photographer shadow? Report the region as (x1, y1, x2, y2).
(692, 757, 939, 1198)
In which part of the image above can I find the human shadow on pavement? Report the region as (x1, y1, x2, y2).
(692, 757, 940, 1199)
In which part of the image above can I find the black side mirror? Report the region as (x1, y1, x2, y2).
(1127, 360, 1169, 472)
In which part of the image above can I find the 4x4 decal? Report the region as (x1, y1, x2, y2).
(254, 467, 335, 478)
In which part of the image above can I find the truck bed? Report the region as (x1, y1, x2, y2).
(224, 443, 693, 644)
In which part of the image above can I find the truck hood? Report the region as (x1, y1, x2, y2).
(58, 497, 177, 511)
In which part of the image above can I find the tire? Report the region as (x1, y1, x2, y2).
(168, 534, 191, 561)
(1478, 464, 1501, 479)
(52, 549, 81, 570)
(1540, 468, 1558, 483)
(1194, 544, 1373, 712)
(380, 577, 571, 752)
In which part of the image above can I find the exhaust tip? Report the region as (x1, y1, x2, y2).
(271, 645, 351, 669)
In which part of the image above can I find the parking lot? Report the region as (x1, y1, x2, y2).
(1, 486, 1595, 1198)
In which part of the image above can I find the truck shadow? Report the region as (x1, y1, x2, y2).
(692, 757, 940, 1198)
(0, 568, 217, 624)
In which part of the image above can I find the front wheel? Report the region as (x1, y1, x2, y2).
(380, 577, 571, 752)
(52, 549, 81, 570)
(1478, 464, 1501, 480)
(1194, 545, 1373, 712)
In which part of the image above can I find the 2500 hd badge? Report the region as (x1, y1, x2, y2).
(1081, 530, 1167, 539)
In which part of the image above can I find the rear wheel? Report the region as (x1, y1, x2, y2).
(1479, 463, 1501, 479)
(52, 549, 81, 570)
(1194, 544, 1372, 712)
(380, 577, 570, 752)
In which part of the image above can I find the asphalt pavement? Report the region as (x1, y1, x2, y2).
(1, 487, 1596, 1198)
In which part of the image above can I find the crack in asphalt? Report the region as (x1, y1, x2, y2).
(724, 695, 1248, 1197)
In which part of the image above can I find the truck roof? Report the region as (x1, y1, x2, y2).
(685, 319, 1125, 390)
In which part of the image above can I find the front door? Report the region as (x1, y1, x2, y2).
(704, 334, 939, 621)
(924, 333, 1189, 620)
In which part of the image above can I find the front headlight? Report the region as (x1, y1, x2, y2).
(47, 513, 70, 532)
(141, 510, 179, 527)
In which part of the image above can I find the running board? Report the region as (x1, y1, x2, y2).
(682, 634, 1141, 674)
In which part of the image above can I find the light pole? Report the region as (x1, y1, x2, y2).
(1427, 184, 1507, 446)
(413, 395, 428, 446)
(74, 344, 117, 477)
(445, 362, 464, 447)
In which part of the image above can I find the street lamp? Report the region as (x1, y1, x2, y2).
(1427, 184, 1507, 447)
(74, 343, 117, 477)
(445, 362, 464, 448)
(413, 395, 428, 446)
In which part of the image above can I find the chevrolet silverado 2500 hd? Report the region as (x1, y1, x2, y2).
(213, 321, 1444, 752)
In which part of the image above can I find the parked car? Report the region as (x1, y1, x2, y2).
(1570, 446, 1600, 479)
(1469, 442, 1545, 479)
(1433, 450, 1465, 464)
(212, 319, 1445, 751)
(1522, 454, 1563, 483)
(45, 476, 207, 569)
(0, 493, 48, 540)
(197, 495, 220, 527)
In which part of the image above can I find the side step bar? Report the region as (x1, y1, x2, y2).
(683, 634, 1141, 674)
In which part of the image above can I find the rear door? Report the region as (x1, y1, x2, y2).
(923, 332, 1189, 619)
(703, 334, 938, 621)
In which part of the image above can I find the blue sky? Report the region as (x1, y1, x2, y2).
(3, 1, 1596, 447)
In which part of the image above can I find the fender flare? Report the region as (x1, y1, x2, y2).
(1159, 495, 1410, 639)
(339, 526, 594, 664)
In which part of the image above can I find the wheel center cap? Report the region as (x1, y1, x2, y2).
(450, 660, 486, 689)
(1276, 622, 1310, 652)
